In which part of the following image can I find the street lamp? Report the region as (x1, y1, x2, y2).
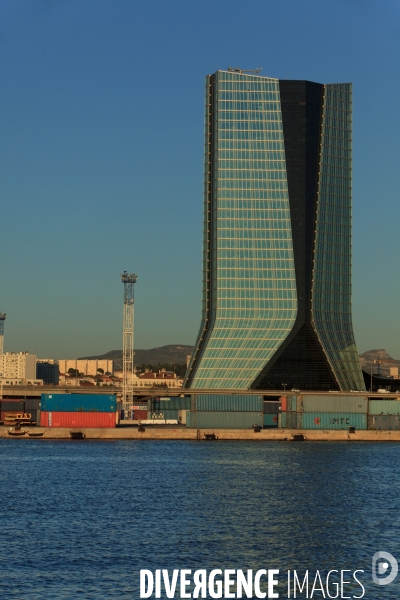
(282, 383, 287, 393)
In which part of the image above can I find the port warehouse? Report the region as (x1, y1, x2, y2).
(1, 390, 400, 430)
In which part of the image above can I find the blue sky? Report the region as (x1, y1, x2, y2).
(1, 0, 399, 359)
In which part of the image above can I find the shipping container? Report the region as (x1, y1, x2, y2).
(41, 394, 116, 413)
(284, 396, 297, 412)
(158, 397, 191, 411)
(40, 411, 116, 428)
(263, 414, 278, 427)
(283, 412, 297, 429)
(263, 401, 281, 414)
(369, 415, 400, 430)
(186, 411, 192, 428)
(278, 413, 286, 428)
(0, 401, 24, 412)
(368, 399, 400, 415)
(159, 409, 179, 421)
(178, 410, 187, 425)
(25, 398, 41, 411)
(297, 412, 367, 430)
(28, 409, 37, 423)
(193, 394, 263, 412)
(133, 410, 148, 420)
(297, 395, 368, 414)
(185, 411, 262, 429)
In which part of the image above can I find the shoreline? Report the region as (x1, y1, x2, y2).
(1, 426, 400, 441)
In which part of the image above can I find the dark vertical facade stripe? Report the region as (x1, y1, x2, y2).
(251, 81, 339, 390)
(184, 75, 216, 387)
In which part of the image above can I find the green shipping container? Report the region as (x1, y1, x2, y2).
(297, 413, 367, 430)
(159, 409, 179, 421)
(278, 412, 297, 428)
(185, 411, 262, 429)
(193, 394, 263, 412)
(297, 395, 368, 413)
(289, 396, 297, 412)
(263, 414, 278, 427)
(369, 399, 400, 415)
(159, 397, 191, 411)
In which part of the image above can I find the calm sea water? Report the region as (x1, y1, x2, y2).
(0, 439, 399, 599)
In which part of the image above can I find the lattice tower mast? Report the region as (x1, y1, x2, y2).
(0, 313, 6, 400)
(120, 273, 137, 420)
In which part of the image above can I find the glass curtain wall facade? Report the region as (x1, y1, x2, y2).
(184, 70, 364, 391)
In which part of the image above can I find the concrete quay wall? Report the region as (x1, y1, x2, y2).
(2, 427, 400, 441)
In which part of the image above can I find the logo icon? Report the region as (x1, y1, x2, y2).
(372, 552, 398, 585)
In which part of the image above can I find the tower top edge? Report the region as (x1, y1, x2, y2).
(208, 71, 352, 86)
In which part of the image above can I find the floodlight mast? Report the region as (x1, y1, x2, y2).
(120, 273, 137, 420)
(0, 313, 6, 401)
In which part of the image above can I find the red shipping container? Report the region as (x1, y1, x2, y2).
(40, 411, 116, 428)
(280, 396, 287, 412)
(134, 410, 148, 420)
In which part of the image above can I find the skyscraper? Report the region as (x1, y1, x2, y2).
(184, 69, 365, 392)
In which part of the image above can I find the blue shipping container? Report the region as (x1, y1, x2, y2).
(263, 414, 278, 427)
(41, 394, 117, 413)
(297, 412, 367, 430)
(194, 394, 263, 412)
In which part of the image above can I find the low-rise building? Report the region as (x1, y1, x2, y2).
(58, 359, 114, 376)
(137, 370, 183, 388)
(2, 378, 43, 386)
(2, 352, 37, 379)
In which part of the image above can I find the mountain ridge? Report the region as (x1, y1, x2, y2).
(81, 346, 400, 377)
(80, 344, 194, 370)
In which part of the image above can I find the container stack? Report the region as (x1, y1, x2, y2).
(263, 399, 281, 428)
(368, 398, 400, 430)
(0, 400, 25, 423)
(150, 396, 191, 423)
(131, 403, 148, 421)
(0, 399, 40, 424)
(186, 394, 263, 429)
(40, 394, 117, 428)
(279, 394, 368, 430)
(26, 397, 41, 425)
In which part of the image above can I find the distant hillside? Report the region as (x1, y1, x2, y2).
(359, 349, 400, 377)
(80, 344, 194, 371)
(81, 345, 399, 377)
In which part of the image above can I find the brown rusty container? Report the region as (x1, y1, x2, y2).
(133, 410, 148, 420)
